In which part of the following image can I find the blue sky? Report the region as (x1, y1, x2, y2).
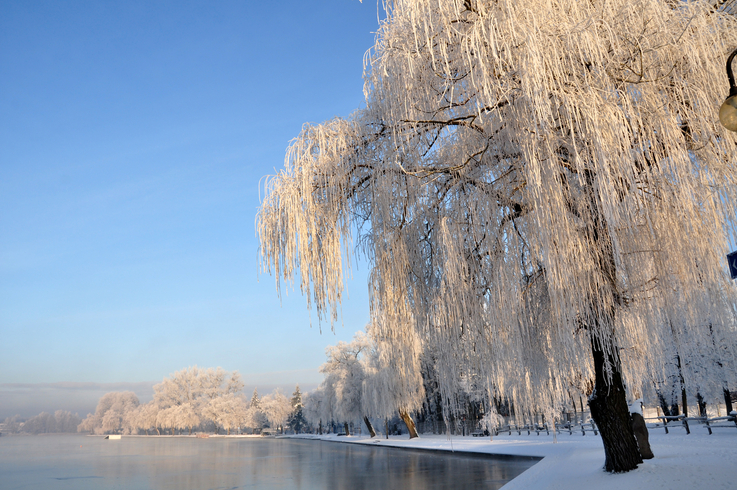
(0, 0, 382, 417)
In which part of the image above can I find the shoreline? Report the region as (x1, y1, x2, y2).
(300, 433, 543, 461)
(284, 430, 736, 490)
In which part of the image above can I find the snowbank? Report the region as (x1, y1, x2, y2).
(291, 430, 736, 489)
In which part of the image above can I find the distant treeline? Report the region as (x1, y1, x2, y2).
(2, 410, 82, 435)
(78, 366, 306, 436)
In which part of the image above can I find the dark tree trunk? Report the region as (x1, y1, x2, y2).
(676, 355, 688, 417)
(577, 173, 646, 472)
(385, 418, 389, 439)
(588, 334, 643, 473)
(344, 422, 350, 436)
(696, 393, 707, 417)
(364, 416, 377, 438)
(658, 392, 679, 417)
(398, 409, 419, 439)
(318, 420, 323, 435)
(681, 389, 688, 417)
(724, 388, 734, 415)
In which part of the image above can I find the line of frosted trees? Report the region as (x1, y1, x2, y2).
(2, 411, 81, 435)
(306, 323, 493, 439)
(305, 327, 427, 438)
(77, 366, 304, 436)
(310, 322, 737, 442)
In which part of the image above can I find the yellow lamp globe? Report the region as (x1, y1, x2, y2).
(721, 48, 737, 132)
(720, 95, 737, 132)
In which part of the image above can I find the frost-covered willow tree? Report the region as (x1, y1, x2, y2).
(362, 316, 425, 438)
(258, 0, 737, 472)
(320, 332, 376, 436)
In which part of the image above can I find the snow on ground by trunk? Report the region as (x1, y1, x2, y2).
(291, 430, 736, 489)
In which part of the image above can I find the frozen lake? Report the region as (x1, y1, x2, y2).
(0, 434, 539, 489)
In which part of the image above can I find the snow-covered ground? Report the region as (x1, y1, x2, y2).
(291, 428, 736, 489)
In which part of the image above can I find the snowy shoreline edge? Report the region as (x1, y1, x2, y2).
(281, 431, 736, 490)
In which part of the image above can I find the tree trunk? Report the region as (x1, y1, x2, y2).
(398, 409, 419, 439)
(696, 393, 707, 417)
(578, 174, 645, 472)
(658, 392, 679, 417)
(385, 418, 389, 439)
(724, 388, 734, 415)
(343, 422, 350, 436)
(677, 355, 688, 417)
(588, 334, 643, 473)
(364, 416, 376, 438)
(681, 389, 688, 417)
(319, 419, 323, 435)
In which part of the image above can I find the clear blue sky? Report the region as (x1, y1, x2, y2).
(0, 0, 382, 416)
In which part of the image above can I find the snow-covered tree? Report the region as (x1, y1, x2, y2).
(21, 412, 56, 434)
(258, 0, 737, 472)
(175, 402, 202, 434)
(319, 332, 378, 436)
(287, 385, 308, 433)
(303, 388, 327, 433)
(362, 319, 424, 438)
(204, 393, 248, 435)
(78, 391, 139, 435)
(2, 416, 22, 434)
(250, 388, 261, 409)
(245, 388, 269, 431)
(152, 365, 244, 433)
(260, 389, 292, 433)
(131, 401, 160, 435)
(122, 404, 143, 435)
(54, 410, 82, 433)
(155, 406, 177, 435)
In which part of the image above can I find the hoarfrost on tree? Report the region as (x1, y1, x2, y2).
(260, 389, 292, 433)
(78, 392, 140, 435)
(258, 0, 737, 472)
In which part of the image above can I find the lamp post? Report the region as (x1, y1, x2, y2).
(719, 48, 737, 132)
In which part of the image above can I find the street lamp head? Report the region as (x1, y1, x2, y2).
(720, 93, 737, 132)
(720, 48, 737, 132)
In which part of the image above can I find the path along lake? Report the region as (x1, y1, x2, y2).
(0, 434, 539, 490)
